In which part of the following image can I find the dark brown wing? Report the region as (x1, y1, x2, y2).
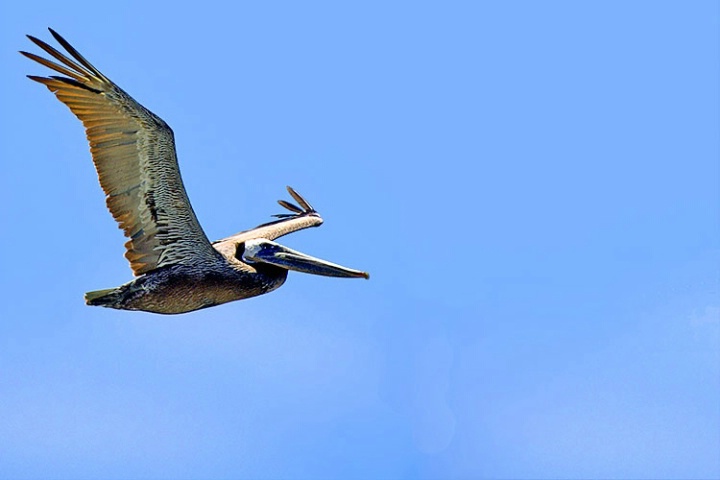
(211, 187, 323, 258)
(22, 29, 219, 275)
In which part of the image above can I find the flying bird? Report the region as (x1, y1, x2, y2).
(21, 28, 368, 314)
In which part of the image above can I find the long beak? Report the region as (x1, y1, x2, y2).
(243, 238, 369, 279)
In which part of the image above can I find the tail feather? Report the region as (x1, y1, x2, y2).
(85, 287, 121, 306)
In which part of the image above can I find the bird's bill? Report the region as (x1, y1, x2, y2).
(243, 238, 369, 279)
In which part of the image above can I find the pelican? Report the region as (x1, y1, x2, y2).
(21, 29, 368, 314)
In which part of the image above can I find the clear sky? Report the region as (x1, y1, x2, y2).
(0, 1, 718, 478)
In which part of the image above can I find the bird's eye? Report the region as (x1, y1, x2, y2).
(234, 242, 245, 261)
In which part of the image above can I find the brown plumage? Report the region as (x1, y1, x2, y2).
(22, 29, 368, 314)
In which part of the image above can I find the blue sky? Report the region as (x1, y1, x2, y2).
(0, 1, 718, 478)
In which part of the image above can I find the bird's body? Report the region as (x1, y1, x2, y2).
(86, 262, 287, 315)
(22, 29, 367, 314)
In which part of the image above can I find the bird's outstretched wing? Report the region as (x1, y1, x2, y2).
(212, 186, 324, 248)
(209, 186, 322, 261)
(21, 29, 219, 275)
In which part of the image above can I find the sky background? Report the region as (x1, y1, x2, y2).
(0, 1, 718, 479)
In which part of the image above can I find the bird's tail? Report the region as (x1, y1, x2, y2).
(85, 287, 122, 307)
